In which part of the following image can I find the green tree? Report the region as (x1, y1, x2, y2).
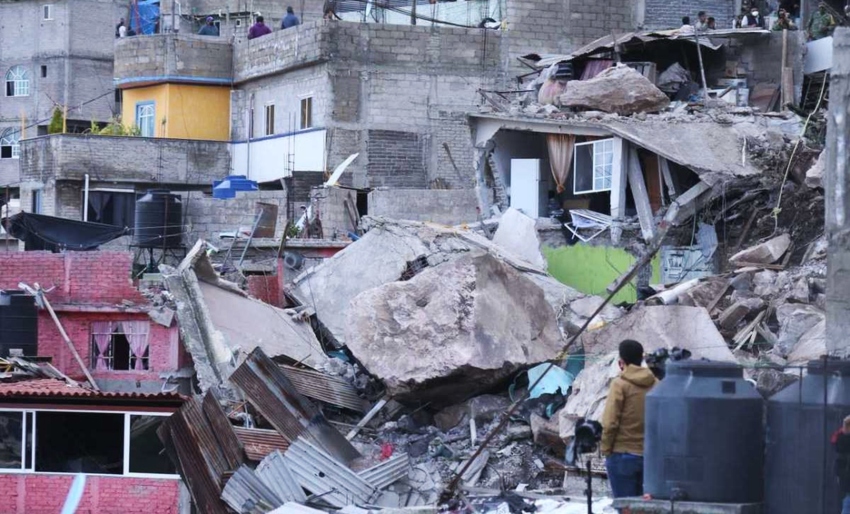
(47, 107, 64, 134)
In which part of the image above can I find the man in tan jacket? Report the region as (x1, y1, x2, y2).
(601, 339, 658, 498)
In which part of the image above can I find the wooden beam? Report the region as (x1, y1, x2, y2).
(627, 146, 655, 241)
(658, 157, 677, 199)
(36, 285, 99, 391)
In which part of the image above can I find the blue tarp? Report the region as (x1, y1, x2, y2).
(131, 0, 160, 35)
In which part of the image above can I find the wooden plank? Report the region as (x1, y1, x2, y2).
(782, 67, 794, 110)
(734, 208, 760, 250)
(627, 146, 655, 241)
(658, 157, 677, 199)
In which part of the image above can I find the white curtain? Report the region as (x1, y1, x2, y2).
(121, 321, 150, 371)
(546, 134, 576, 194)
(91, 321, 113, 371)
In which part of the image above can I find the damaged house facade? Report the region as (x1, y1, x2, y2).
(0, 250, 189, 512)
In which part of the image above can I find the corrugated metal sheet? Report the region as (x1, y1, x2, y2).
(230, 348, 360, 464)
(255, 450, 308, 503)
(268, 503, 326, 514)
(358, 453, 411, 490)
(282, 437, 378, 508)
(221, 465, 282, 514)
(234, 427, 291, 462)
(157, 393, 246, 514)
(280, 365, 370, 413)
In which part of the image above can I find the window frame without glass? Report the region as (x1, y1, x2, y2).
(0, 408, 178, 479)
(300, 95, 313, 130)
(264, 102, 275, 136)
(0, 129, 20, 159)
(90, 320, 151, 371)
(5, 66, 30, 97)
(573, 138, 615, 195)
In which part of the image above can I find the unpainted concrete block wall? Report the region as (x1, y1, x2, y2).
(181, 190, 289, 242)
(368, 188, 481, 224)
(366, 130, 428, 188)
(20, 134, 230, 185)
(644, 0, 736, 30)
(721, 31, 806, 98)
(310, 186, 358, 238)
(114, 33, 234, 84)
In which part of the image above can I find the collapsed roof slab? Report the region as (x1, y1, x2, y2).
(469, 114, 763, 187)
(163, 240, 328, 393)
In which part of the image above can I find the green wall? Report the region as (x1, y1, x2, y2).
(543, 244, 661, 304)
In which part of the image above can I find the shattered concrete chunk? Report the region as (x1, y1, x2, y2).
(559, 64, 670, 115)
(787, 319, 826, 364)
(558, 352, 620, 441)
(580, 306, 737, 363)
(805, 150, 825, 189)
(564, 296, 624, 333)
(343, 254, 564, 406)
(777, 304, 825, 356)
(492, 208, 547, 270)
(294, 218, 589, 346)
(434, 394, 512, 431)
(717, 298, 765, 330)
(530, 412, 565, 452)
(729, 234, 791, 265)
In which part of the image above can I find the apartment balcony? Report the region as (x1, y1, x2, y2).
(114, 33, 233, 88)
(20, 134, 230, 186)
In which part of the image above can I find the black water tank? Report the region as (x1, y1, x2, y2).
(645, 361, 764, 503)
(765, 359, 850, 514)
(133, 190, 183, 248)
(0, 290, 38, 358)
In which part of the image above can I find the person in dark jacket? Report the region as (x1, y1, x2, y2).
(833, 416, 850, 514)
(247, 16, 272, 39)
(198, 16, 219, 36)
(281, 6, 300, 29)
(601, 340, 658, 498)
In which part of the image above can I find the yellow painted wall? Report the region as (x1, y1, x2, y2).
(122, 84, 168, 138)
(121, 84, 230, 141)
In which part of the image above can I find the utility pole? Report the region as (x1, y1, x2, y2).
(826, 28, 850, 356)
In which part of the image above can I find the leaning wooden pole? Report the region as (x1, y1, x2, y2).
(37, 285, 100, 391)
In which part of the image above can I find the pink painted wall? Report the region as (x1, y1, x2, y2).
(37, 312, 188, 384)
(0, 474, 180, 514)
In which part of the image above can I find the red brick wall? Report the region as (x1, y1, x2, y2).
(0, 474, 180, 514)
(246, 273, 283, 308)
(37, 312, 187, 383)
(0, 251, 144, 305)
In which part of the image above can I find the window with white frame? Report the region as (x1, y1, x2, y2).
(573, 138, 614, 194)
(0, 130, 20, 159)
(0, 409, 176, 477)
(135, 102, 155, 137)
(264, 103, 275, 136)
(91, 321, 150, 371)
(5, 66, 30, 97)
(43, 5, 54, 20)
(300, 96, 313, 130)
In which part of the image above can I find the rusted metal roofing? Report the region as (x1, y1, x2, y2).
(281, 437, 378, 508)
(0, 378, 184, 402)
(158, 392, 246, 514)
(234, 427, 291, 462)
(229, 348, 360, 464)
(280, 365, 370, 413)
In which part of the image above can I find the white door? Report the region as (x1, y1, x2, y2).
(510, 159, 540, 218)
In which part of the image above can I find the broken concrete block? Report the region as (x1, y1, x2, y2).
(729, 234, 791, 265)
(787, 277, 811, 303)
(580, 306, 737, 363)
(717, 298, 765, 330)
(787, 319, 826, 364)
(147, 306, 175, 327)
(805, 150, 825, 189)
(530, 413, 566, 452)
(776, 303, 825, 355)
(492, 208, 548, 270)
(344, 254, 564, 406)
(558, 352, 620, 441)
(559, 64, 670, 115)
(565, 296, 624, 333)
(434, 394, 512, 431)
(679, 277, 730, 308)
